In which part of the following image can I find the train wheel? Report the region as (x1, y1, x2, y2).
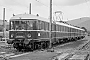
(34, 42, 37, 50)
(13, 43, 21, 51)
(41, 42, 43, 50)
(46, 41, 49, 48)
(13, 43, 18, 49)
(30, 43, 34, 51)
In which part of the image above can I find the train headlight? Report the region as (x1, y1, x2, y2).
(38, 33, 40, 36)
(11, 34, 14, 38)
(27, 34, 31, 38)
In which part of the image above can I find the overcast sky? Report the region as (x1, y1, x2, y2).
(0, 0, 90, 21)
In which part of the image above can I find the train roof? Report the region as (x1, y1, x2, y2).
(10, 14, 50, 22)
(56, 22, 84, 31)
(10, 14, 84, 31)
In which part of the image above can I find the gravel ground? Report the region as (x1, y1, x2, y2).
(5, 36, 89, 60)
(0, 36, 89, 60)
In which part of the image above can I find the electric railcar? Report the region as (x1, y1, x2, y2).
(7, 14, 86, 51)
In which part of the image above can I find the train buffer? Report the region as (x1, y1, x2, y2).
(68, 54, 89, 60)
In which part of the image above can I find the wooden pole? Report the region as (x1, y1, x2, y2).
(49, 0, 52, 48)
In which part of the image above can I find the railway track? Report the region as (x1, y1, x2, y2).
(0, 39, 89, 60)
(52, 39, 90, 60)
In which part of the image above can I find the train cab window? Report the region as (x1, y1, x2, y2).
(27, 21, 35, 30)
(10, 21, 14, 30)
(21, 21, 27, 30)
(14, 21, 27, 30)
(15, 21, 20, 30)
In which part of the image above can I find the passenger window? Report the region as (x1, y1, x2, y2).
(45, 22, 49, 31)
(56, 25, 58, 31)
(52, 24, 54, 31)
(47, 23, 49, 30)
(41, 21, 44, 30)
(38, 20, 41, 30)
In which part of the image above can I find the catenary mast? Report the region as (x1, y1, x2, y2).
(49, 0, 52, 48)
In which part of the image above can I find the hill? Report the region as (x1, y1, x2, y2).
(67, 17, 90, 31)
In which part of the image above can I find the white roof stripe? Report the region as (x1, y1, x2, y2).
(56, 22, 84, 31)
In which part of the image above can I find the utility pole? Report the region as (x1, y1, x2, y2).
(49, 0, 52, 48)
(29, 3, 31, 14)
(3, 8, 6, 41)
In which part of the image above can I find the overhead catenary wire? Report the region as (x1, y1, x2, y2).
(35, 0, 49, 7)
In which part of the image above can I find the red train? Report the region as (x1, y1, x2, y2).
(7, 14, 86, 51)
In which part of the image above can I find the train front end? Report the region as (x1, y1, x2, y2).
(8, 15, 38, 50)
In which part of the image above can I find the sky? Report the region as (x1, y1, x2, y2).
(0, 0, 90, 21)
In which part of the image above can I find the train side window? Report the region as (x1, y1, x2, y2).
(45, 22, 49, 31)
(58, 25, 59, 31)
(73, 28, 74, 32)
(56, 25, 58, 31)
(59, 25, 61, 31)
(38, 20, 41, 30)
(44, 22, 46, 30)
(65, 26, 67, 32)
(63, 26, 65, 32)
(60, 25, 62, 31)
(62, 26, 64, 32)
(41, 21, 44, 30)
(52, 24, 54, 31)
(59, 25, 60, 31)
(72, 28, 73, 32)
(71, 28, 73, 32)
(48, 23, 49, 30)
(58, 25, 60, 31)
(69, 28, 71, 32)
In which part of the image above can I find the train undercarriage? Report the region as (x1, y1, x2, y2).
(10, 36, 85, 51)
(13, 39, 50, 51)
